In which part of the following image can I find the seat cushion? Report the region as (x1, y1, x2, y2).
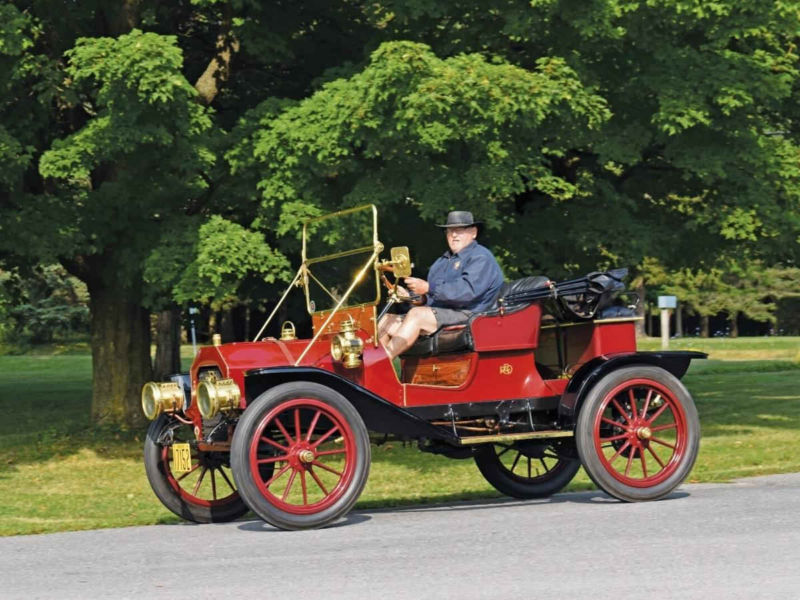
(401, 324, 473, 357)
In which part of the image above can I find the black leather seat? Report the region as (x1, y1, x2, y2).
(400, 276, 550, 357)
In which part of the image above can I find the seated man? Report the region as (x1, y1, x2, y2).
(379, 210, 504, 359)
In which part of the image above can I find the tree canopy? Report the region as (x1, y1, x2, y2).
(1, 0, 799, 425)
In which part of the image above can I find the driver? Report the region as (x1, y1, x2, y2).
(379, 210, 504, 359)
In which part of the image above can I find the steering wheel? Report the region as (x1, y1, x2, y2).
(391, 284, 423, 304)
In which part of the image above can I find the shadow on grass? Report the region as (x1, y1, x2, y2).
(0, 354, 144, 474)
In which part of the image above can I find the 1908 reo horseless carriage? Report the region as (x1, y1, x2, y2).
(141, 205, 705, 530)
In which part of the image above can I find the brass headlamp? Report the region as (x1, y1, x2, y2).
(141, 382, 185, 420)
(330, 317, 364, 369)
(197, 377, 242, 419)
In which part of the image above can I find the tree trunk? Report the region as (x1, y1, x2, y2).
(153, 307, 181, 379)
(88, 282, 152, 428)
(729, 311, 739, 338)
(700, 315, 710, 338)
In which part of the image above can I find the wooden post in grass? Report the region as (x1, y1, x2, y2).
(658, 296, 677, 350)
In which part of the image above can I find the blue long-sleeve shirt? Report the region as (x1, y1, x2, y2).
(425, 241, 504, 312)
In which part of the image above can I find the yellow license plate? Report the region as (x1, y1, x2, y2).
(172, 443, 192, 473)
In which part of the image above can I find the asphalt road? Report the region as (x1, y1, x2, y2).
(3, 473, 799, 600)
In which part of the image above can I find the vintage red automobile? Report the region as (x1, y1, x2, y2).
(141, 205, 705, 530)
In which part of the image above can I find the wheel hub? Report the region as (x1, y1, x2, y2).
(636, 426, 652, 440)
(298, 449, 315, 464)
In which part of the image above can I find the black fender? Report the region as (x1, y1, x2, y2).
(244, 366, 459, 444)
(558, 351, 707, 427)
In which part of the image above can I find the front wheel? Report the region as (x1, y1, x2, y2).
(231, 382, 371, 530)
(474, 440, 581, 499)
(575, 365, 700, 502)
(143, 414, 248, 523)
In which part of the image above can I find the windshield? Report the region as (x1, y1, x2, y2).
(302, 205, 380, 314)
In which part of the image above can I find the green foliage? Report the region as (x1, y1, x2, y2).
(234, 41, 609, 232)
(0, 265, 89, 344)
(143, 216, 291, 311)
(644, 256, 800, 324)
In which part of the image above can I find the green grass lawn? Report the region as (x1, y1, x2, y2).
(0, 338, 798, 536)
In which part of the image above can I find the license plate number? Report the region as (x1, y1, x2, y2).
(172, 443, 192, 473)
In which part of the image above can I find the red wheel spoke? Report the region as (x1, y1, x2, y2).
(274, 417, 294, 445)
(311, 425, 340, 448)
(315, 448, 346, 457)
(600, 433, 630, 443)
(651, 423, 677, 432)
(510, 451, 522, 473)
(294, 408, 302, 443)
(260, 435, 288, 452)
(611, 398, 631, 423)
(641, 389, 653, 419)
(263, 463, 292, 488)
(311, 460, 342, 477)
(628, 389, 638, 419)
(646, 403, 669, 425)
(216, 467, 237, 493)
(257, 454, 290, 464)
(639, 451, 648, 478)
(300, 471, 308, 505)
(176, 462, 201, 481)
(651, 436, 676, 450)
(210, 468, 217, 500)
(647, 445, 666, 468)
(282, 469, 298, 501)
(308, 467, 330, 496)
(624, 448, 636, 477)
(601, 417, 629, 430)
(192, 466, 208, 496)
(608, 440, 631, 464)
(305, 410, 322, 442)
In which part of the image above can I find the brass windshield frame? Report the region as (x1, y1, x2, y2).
(253, 204, 384, 365)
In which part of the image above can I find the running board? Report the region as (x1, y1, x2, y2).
(458, 430, 574, 446)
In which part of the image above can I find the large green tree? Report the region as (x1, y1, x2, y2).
(2, 1, 800, 427)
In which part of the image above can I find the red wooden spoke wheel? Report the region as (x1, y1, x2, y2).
(576, 365, 700, 502)
(231, 382, 370, 530)
(474, 440, 580, 499)
(144, 415, 248, 523)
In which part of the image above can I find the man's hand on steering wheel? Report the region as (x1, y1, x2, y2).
(404, 277, 429, 296)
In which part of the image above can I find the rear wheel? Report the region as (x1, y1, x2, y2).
(575, 365, 700, 502)
(474, 440, 580, 499)
(231, 382, 371, 530)
(143, 414, 248, 523)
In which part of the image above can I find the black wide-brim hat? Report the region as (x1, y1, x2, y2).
(436, 210, 483, 228)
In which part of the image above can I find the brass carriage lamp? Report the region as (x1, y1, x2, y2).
(330, 316, 364, 369)
(197, 377, 242, 419)
(141, 381, 185, 420)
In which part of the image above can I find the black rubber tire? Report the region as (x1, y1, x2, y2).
(575, 365, 700, 502)
(230, 382, 371, 530)
(474, 441, 581, 499)
(143, 414, 249, 523)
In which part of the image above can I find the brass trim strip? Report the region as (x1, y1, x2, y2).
(458, 430, 574, 445)
(305, 245, 374, 265)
